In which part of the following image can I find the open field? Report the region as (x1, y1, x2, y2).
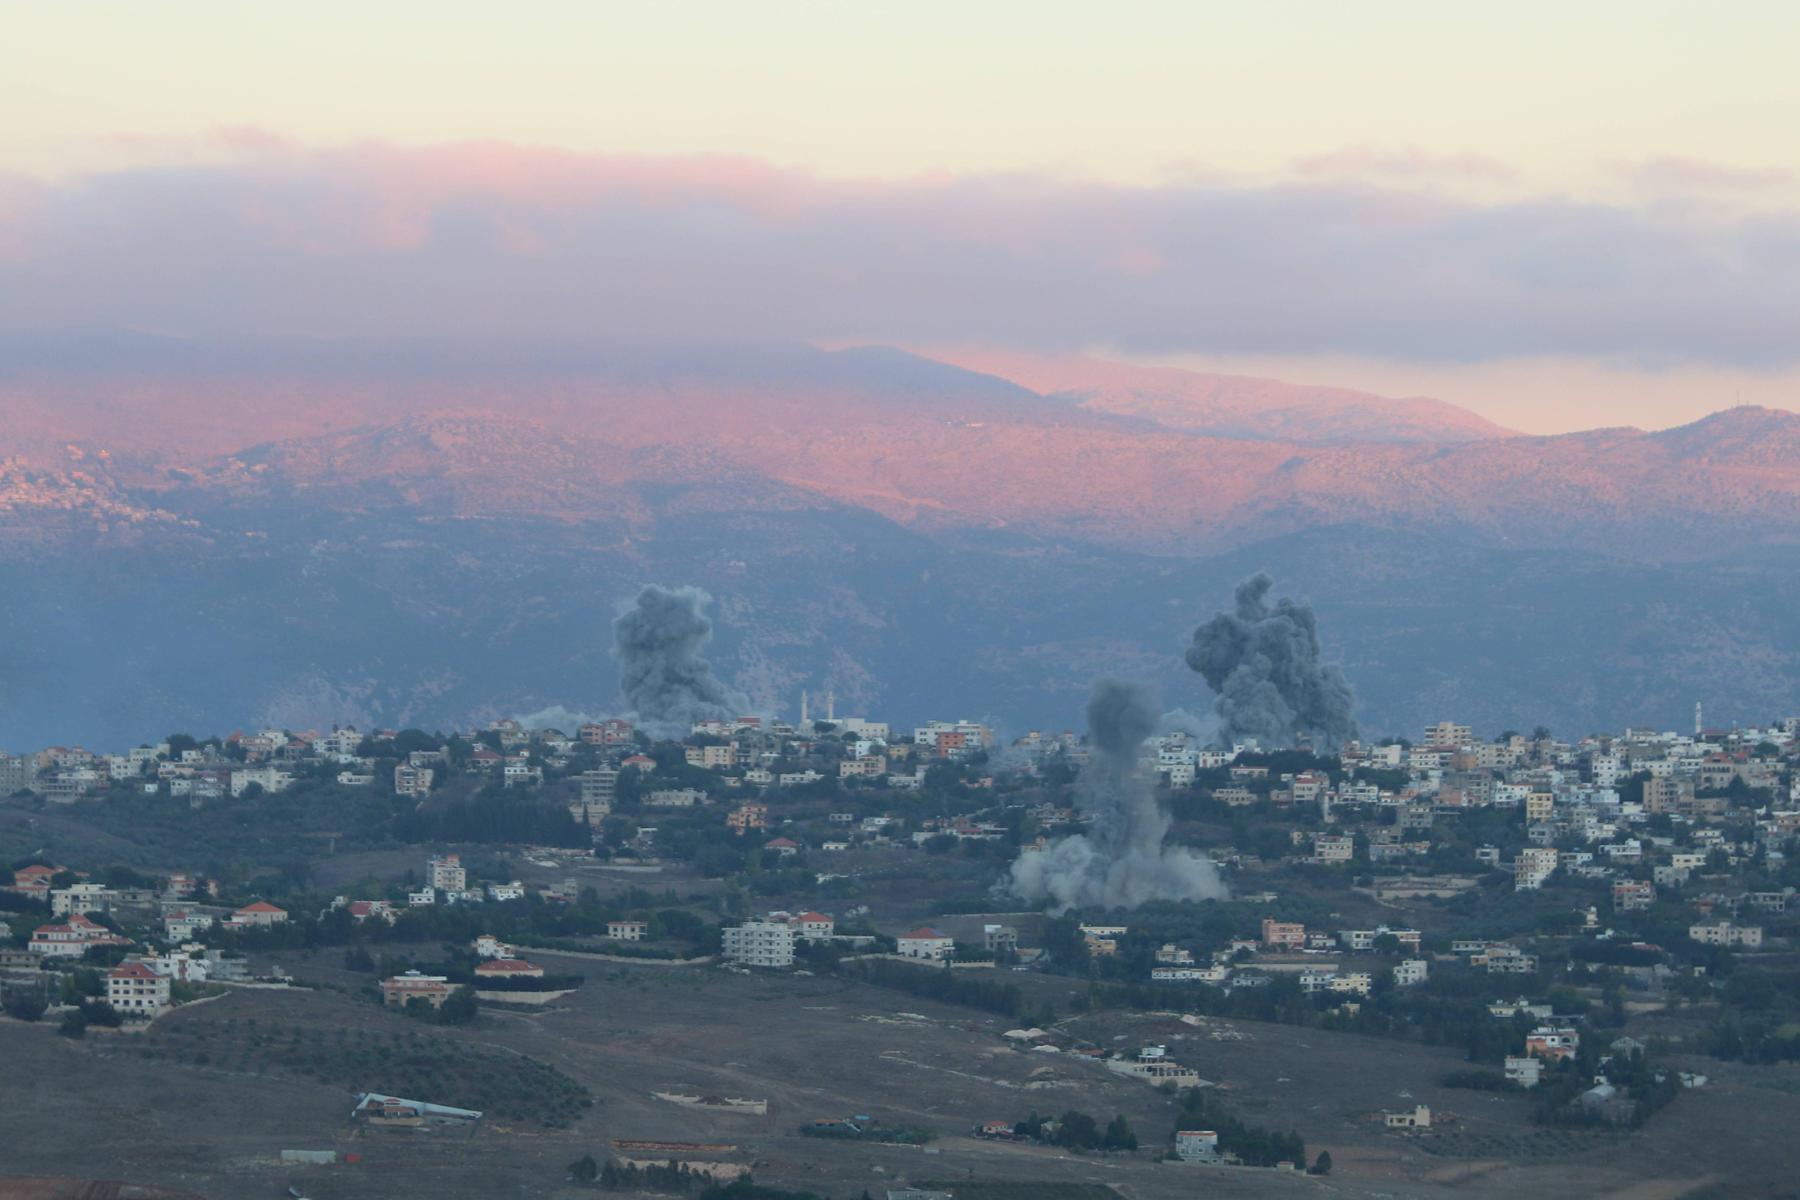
(2, 953, 1798, 1198)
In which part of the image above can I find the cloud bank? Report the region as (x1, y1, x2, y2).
(4, 142, 1800, 366)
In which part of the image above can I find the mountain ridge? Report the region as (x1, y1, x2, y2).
(6, 342, 1800, 748)
(10, 395, 1800, 562)
(916, 347, 1518, 444)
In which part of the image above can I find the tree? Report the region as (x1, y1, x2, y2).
(1103, 1113, 1139, 1151)
(569, 1154, 598, 1182)
(58, 1009, 88, 1038)
(437, 985, 479, 1025)
(3, 991, 46, 1022)
(59, 968, 103, 1004)
(1312, 1150, 1333, 1175)
(81, 999, 122, 1028)
(1053, 1110, 1101, 1150)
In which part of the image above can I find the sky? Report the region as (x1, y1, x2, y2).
(4, 2, 1800, 433)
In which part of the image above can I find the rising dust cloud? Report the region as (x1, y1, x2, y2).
(613, 584, 749, 739)
(1186, 572, 1359, 750)
(1009, 679, 1227, 913)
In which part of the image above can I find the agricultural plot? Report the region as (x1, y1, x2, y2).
(2, 953, 1798, 1198)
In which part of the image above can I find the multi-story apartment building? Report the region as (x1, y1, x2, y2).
(722, 920, 796, 967)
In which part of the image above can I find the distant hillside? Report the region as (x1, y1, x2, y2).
(921, 348, 1515, 444)
(4, 337, 1800, 747)
(51, 402, 1800, 562)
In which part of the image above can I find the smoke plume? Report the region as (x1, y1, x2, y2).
(613, 585, 749, 739)
(1008, 679, 1227, 913)
(1185, 573, 1358, 749)
(510, 705, 602, 733)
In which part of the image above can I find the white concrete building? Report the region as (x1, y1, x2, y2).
(1392, 958, 1429, 987)
(427, 854, 466, 891)
(896, 927, 955, 961)
(723, 920, 797, 968)
(106, 961, 171, 1016)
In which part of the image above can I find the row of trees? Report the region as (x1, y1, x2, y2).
(1011, 1109, 1137, 1152)
(1174, 1086, 1306, 1168)
(845, 958, 1040, 1022)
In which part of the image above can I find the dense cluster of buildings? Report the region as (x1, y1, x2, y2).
(0, 707, 1003, 827)
(0, 861, 286, 1018)
(8, 703, 1799, 1036)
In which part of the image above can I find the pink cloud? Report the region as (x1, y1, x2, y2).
(4, 137, 1800, 367)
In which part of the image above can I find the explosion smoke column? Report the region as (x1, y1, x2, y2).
(613, 584, 749, 739)
(1185, 573, 1359, 750)
(1008, 679, 1227, 913)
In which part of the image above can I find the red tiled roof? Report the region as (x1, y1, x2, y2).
(899, 927, 946, 940)
(108, 961, 159, 980)
(236, 901, 286, 913)
(475, 958, 541, 973)
(797, 912, 832, 923)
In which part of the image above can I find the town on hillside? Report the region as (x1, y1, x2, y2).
(3, 702, 1799, 1195)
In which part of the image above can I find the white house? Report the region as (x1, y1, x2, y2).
(1384, 1105, 1431, 1129)
(427, 854, 466, 891)
(793, 912, 835, 940)
(1392, 958, 1429, 987)
(1505, 1055, 1544, 1088)
(30, 913, 130, 957)
(896, 927, 955, 961)
(472, 934, 517, 960)
(106, 961, 171, 1016)
(225, 901, 288, 927)
(1175, 1130, 1223, 1163)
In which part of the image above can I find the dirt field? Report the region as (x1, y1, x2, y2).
(1, 953, 1797, 1199)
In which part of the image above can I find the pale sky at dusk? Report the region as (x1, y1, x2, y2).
(5, 1, 1800, 433)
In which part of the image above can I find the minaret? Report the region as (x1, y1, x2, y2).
(800, 690, 809, 728)
(1695, 701, 1702, 737)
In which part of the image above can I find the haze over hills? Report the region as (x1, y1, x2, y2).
(920, 347, 1518, 444)
(4, 334, 1800, 748)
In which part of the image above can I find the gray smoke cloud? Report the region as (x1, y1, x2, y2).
(1008, 679, 1227, 914)
(1186, 573, 1359, 750)
(613, 584, 749, 739)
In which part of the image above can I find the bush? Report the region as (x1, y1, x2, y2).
(3, 991, 47, 1022)
(845, 958, 1024, 1018)
(1442, 1068, 1520, 1092)
(81, 1000, 123, 1028)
